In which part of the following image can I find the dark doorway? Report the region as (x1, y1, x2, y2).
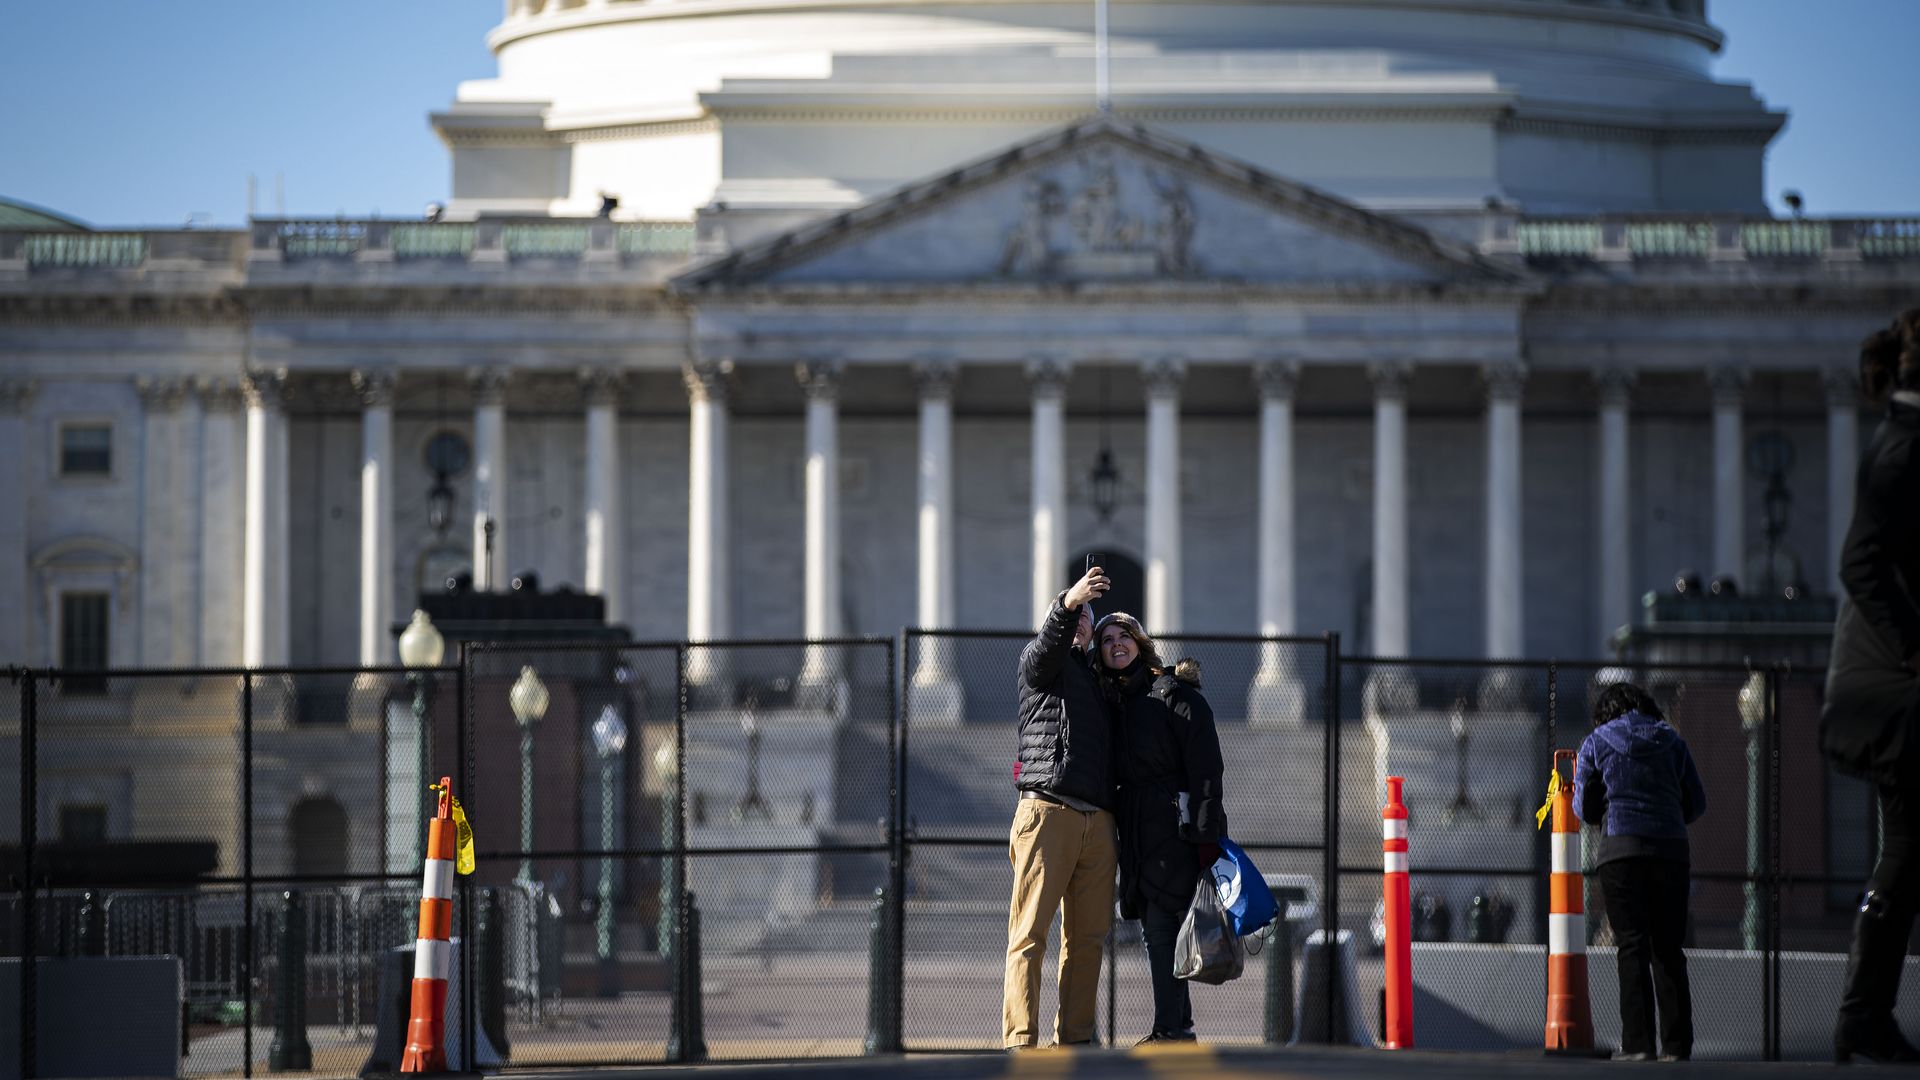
(1067, 549, 1144, 625)
(290, 797, 350, 878)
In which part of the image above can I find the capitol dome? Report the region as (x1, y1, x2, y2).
(436, 0, 1778, 226)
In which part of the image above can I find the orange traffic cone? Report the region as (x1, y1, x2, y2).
(401, 778, 457, 1073)
(1543, 750, 1597, 1054)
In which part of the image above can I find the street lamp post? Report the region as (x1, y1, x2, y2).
(510, 666, 550, 883)
(397, 610, 445, 869)
(592, 705, 628, 996)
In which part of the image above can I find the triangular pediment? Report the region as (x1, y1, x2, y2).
(674, 120, 1527, 293)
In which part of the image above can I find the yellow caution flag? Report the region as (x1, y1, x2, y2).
(1534, 767, 1562, 831)
(450, 795, 477, 876)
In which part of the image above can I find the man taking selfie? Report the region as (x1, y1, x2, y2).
(1003, 562, 1116, 1050)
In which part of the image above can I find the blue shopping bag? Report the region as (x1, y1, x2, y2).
(1207, 837, 1279, 938)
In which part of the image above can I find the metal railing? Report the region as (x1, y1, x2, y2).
(1, 636, 1877, 1074)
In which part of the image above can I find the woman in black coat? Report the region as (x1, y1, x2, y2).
(1092, 612, 1226, 1045)
(1823, 308, 1920, 1065)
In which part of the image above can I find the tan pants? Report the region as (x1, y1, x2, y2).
(1002, 796, 1117, 1048)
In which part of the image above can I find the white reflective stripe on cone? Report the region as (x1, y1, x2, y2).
(1383, 851, 1409, 875)
(1550, 833, 1578, 875)
(422, 858, 454, 901)
(1383, 819, 1408, 841)
(414, 936, 452, 982)
(1548, 912, 1586, 956)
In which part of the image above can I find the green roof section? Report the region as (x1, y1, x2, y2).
(0, 198, 90, 231)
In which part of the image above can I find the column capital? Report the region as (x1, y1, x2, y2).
(913, 358, 958, 400)
(136, 376, 192, 412)
(1821, 364, 1860, 409)
(578, 366, 626, 408)
(795, 359, 844, 402)
(1707, 364, 1749, 407)
(1253, 361, 1301, 402)
(1141, 357, 1186, 399)
(0, 377, 34, 415)
(195, 377, 245, 413)
(468, 366, 512, 407)
(350, 369, 398, 409)
(682, 358, 734, 404)
(1482, 361, 1528, 404)
(1591, 366, 1637, 408)
(1025, 356, 1072, 398)
(1367, 360, 1414, 400)
(241, 368, 287, 411)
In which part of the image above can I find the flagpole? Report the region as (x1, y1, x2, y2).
(1095, 0, 1110, 113)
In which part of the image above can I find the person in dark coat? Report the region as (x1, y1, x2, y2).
(1573, 681, 1706, 1062)
(1093, 612, 1225, 1044)
(1823, 309, 1920, 1065)
(1003, 564, 1115, 1050)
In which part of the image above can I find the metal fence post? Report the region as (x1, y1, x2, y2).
(1265, 914, 1294, 1044)
(885, 633, 905, 1053)
(1322, 631, 1341, 1042)
(75, 891, 104, 957)
(242, 671, 254, 1080)
(667, 645, 692, 1063)
(1539, 663, 1557, 950)
(864, 886, 890, 1054)
(1765, 665, 1783, 1062)
(268, 891, 311, 1071)
(458, 646, 476, 1072)
(19, 669, 37, 1080)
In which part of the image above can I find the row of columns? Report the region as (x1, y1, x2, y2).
(211, 357, 1865, 669)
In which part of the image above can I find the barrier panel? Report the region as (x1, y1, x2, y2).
(0, 639, 1876, 1072)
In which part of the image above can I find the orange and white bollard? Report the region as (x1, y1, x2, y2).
(1544, 749, 1596, 1053)
(401, 777, 457, 1073)
(1381, 775, 1413, 1049)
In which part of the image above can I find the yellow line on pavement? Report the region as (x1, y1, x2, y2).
(1004, 1045, 1082, 1077)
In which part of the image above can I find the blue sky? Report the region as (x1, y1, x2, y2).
(2, 0, 1914, 225)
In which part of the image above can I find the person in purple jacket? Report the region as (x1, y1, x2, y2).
(1574, 681, 1707, 1063)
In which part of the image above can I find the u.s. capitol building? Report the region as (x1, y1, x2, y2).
(5, 0, 1918, 675)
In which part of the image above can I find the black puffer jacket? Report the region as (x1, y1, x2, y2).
(1823, 394, 1920, 784)
(1107, 661, 1225, 918)
(1015, 598, 1115, 810)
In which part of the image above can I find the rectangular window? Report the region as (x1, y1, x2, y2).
(59, 805, 108, 844)
(59, 423, 112, 477)
(60, 591, 110, 694)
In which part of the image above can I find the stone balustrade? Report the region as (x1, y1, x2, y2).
(2, 215, 1915, 278)
(1496, 216, 1920, 264)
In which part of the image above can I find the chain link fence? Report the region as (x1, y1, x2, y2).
(1, 636, 1896, 1073)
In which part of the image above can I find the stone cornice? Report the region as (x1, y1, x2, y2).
(1525, 281, 1920, 315)
(708, 104, 1512, 126)
(0, 293, 243, 325)
(439, 115, 719, 148)
(684, 280, 1538, 306)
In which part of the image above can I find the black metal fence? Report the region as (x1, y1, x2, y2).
(1, 632, 1892, 1074)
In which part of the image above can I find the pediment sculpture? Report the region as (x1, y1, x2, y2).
(998, 151, 1198, 281)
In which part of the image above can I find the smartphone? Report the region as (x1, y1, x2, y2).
(1086, 553, 1104, 575)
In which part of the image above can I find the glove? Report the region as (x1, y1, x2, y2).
(1196, 841, 1222, 867)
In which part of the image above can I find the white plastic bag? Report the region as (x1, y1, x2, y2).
(1173, 873, 1245, 984)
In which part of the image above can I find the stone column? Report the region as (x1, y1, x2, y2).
(136, 377, 188, 667)
(684, 359, 732, 687)
(354, 370, 397, 666)
(198, 379, 245, 666)
(1709, 365, 1749, 587)
(1143, 358, 1186, 636)
(1824, 365, 1860, 600)
(1250, 362, 1303, 725)
(0, 379, 35, 665)
(170, 384, 204, 667)
(1594, 368, 1636, 649)
(797, 360, 847, 709)
(242, 369, 289, 667)
(470, 368, 510, 592)
(1483, 362, 1527, 659)
(1369, 362, 1413, 659)
(581, 368, 625, 626)
(910, 360, 962, 725)
(1027, 357, 1070, 626)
